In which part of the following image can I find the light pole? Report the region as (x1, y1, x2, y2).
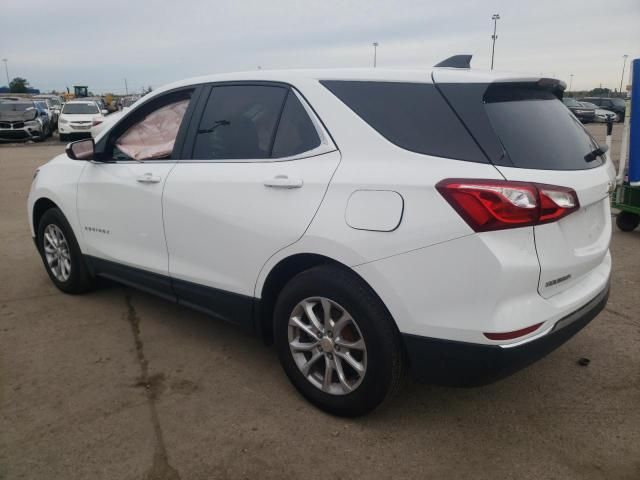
(490, 14, 500, 70)
(569, 74, 574, 92)
(372, 42, 379, 68)
(1, 59, 9, 86)
(619, 54, 629, 94)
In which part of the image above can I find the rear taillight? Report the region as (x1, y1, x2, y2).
(436, 179, 579, 232)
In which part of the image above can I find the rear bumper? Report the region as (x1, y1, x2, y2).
(402, 284, 609, 386)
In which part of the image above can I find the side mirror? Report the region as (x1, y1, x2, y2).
(66, 138, 95, 161)
(101, 109, 108, 115)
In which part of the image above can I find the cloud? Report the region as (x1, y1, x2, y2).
(1, 0, 638, 93)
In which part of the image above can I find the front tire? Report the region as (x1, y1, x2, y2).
(37, 208, 94, 294)
(59, 133, 69, 142)
(616, 211, 640, 232)
(274, 265, 405, 417)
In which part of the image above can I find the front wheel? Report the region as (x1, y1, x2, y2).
(37, 208, 95, 294)
(274, 265, 405, 417)
(616, 211, 640, 232)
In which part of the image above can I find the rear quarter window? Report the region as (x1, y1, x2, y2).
(321, 80, 486, 163)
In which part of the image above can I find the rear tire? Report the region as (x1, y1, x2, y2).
(37, 208, 95, 294)
(274, 265, 405, 417)
(616, 211, 640, 232)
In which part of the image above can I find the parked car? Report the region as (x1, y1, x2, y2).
(118, 95, 141, 111)
(562, 97, 595, 123)
(0, 99, 48, 141)
(28, 66, 613, 416)
(33, 95, 63, 124)
(579, 97, 626, 122)
(33, 100, 54, 136)
(579, 102, 616, 123)
(58, 100, 107, 141)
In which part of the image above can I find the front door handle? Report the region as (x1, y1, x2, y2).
(136, 173, 162, 184)
(263, 175, 303, 189)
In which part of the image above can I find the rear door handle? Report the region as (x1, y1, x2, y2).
(136, 173, 162, 184)
(263, 175, 303, 189)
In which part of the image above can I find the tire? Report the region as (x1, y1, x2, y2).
(59, 133, 69, 142)
(617, 112, 624, 123)
(274, 265, 405, 417)
(37, 208, 95, 294)
(616, 211, 640, 232)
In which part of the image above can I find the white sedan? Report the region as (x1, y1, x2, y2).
(58, 100, 108, 141)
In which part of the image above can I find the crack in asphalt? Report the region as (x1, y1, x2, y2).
(124, 290, 181, 480)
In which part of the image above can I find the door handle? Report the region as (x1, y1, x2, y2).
(136, 173, 162, 184)
(263, 175, 303, 189)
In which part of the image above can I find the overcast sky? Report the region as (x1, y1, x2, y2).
(1, 0, 639, 94)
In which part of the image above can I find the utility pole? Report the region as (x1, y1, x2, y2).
(372, 42, 379, 68)
(490, 14, 500, 70)
(124, 78, 128, 95)
(569, 74, 574, 92)
(620, 54, 629, 94)
(1, 59, 9, 86)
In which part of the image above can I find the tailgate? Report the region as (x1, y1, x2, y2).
(495, 165, 613, 297)
(433, 74, 615, 298)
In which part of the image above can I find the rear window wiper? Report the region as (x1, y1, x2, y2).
(584, 144, 608, 162)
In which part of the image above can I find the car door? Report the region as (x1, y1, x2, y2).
(162, 83, 340, 326)
(76, 87, 199, 297)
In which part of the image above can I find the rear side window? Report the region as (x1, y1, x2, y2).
(193, 85, 287, 159)
(271, 92, 321, 158)
(321, 81, 486, 162)
(484, 85, 602, 170)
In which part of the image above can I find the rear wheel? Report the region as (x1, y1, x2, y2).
(274, 265, 405, 417)
(616, 211, 640, 232)
(37, 208, 95, 294)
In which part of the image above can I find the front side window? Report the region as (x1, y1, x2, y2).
(110, 90, 192, 161)
(192, 85, 288, 159)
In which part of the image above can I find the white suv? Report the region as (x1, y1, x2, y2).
(28, 59, 614, 416)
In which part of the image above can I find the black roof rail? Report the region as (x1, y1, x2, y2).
(434, 55, 472, 69)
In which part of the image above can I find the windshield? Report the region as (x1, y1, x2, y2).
(62, 103, 99, 114)
(484, 86, 602, 170)
(0, 102, 35, 112)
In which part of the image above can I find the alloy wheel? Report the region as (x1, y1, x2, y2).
(43, 224, 71, 282)
(288, 297, 367, 395)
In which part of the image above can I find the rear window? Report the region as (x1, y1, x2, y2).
(484, 85, 602, 170)
(321, 81, 486, 162)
